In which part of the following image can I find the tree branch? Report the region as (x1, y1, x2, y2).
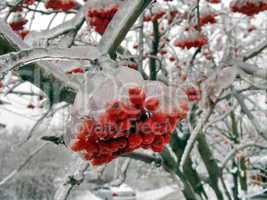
(179, 108, 212, 172)
(54, 160, 90, 200)
(98, 0, 152, 56)
(220, 143, 267, 171)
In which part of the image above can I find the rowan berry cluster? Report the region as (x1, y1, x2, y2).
(70, 86, 189, 165)
(196, 10, 217, 28)
(23, 0, 35, 5)
(174, 28, 208, 49)
(86, 4, 119, 34)
(206, 0, 221, 3)
(45, 0, 77, 11)
(144, 10, 166, 22)
(185, 87, 201, 102)
(230, 0, 267, 16)
(9, 14, 29, 39)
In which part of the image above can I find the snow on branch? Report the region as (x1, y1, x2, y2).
(243, 39, 267, 61)
(220, 142, 267, 171)
(26, 9, 85, 45)
(54, 159, 90, 200)
(0, 20, 86, 90)
(0, 47, 100, 73)
(233, 92, 267, 140)
(233, 60, 267, 80)
(0, 19, 29, 49)
(179, 108, 213, 172)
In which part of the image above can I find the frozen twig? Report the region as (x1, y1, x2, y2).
(179, 108, 212, 172)
(110, 158, 131, 186)
(203, 103, 238, 132)
(54, 159, 90, 200)
(243, 39, 267, 61)
(234, 92, 267, 140)
(27, 9, 85, 45)
(0, 47, 100, 73)
(220, 142, 267, 171)
(233, 60, 267, 80)
(0, 20, 87, 90)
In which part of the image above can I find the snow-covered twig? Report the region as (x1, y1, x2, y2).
(220, 143, 267, 171)
(243, 39, 267, 61)
(0, 47, 100, 73)
(54, 159, 90, 200)
(179, 108, 212, 172)
(203, 103, 238, 132)
(110, 158, 131, 186)
(26, 9, 85, 46)
(0, 20, 86, 90)
(234, 92, 267, 140)
(233, 60, 267, 81)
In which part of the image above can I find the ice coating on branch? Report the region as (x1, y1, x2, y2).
(71, 67, 144, 119)
(66, 67, 189, 165)
(24, 11, 84, 47)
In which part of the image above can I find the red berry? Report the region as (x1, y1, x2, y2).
(141, 133, 155, 145)
(128, 134, 143, 149)
(151, 136, 165, 152)
(144, 97, 160, 111)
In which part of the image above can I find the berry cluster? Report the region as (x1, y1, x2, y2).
(86, 4, 119, 34)
(65, 67, 85, 74)
(70, 86, 188, 166)
(195, 8, 217, 28)
(9, 14, 29, 39)
(45, 0, 77, 11)
(174, 29, 208, 49)
(230, 0, 267, 16)
(9, 18, 27, 32)
(18, 30, 30, 39)
(144, 10, 166, 22)
(185, 86, 201, 102)
(23, 0, 35, 5)
(207, 0, 221, 3)
(167, 10, 180, 24)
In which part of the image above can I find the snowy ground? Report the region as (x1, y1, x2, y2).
(76, 185, 179, 200)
